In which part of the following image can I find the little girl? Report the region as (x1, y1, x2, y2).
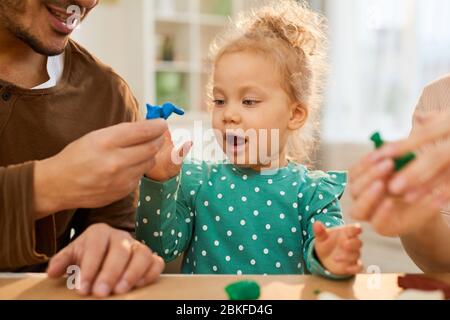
(137, 0, 362, 279)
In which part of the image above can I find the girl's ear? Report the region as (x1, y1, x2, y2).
(288, 102, 308, 130)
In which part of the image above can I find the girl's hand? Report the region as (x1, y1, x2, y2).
(313, 222, 363, 276)
(144, 130, 192, 182)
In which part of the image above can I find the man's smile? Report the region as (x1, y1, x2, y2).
(45, 3, 82, 34)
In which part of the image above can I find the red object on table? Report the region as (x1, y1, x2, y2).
(398, 274, 450, 299)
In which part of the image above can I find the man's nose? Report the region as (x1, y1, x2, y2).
(72, 0, 98, 9)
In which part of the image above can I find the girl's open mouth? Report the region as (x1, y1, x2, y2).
(225, 133, 248, 154)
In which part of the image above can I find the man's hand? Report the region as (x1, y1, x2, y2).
(47, 223, 165, 298)
(144, 130, 192, 182)
(313, 222, 363, 275)
(348, 154, 444, 236)
(34, 120, 167, 218)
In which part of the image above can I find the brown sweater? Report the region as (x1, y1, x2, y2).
(0, 40, 140, 271)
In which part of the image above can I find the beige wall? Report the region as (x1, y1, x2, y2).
(72, 0, 147, 104)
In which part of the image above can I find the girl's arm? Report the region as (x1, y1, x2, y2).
(136, 162, 202, 262)
(136, 128, 195, 262)
(401, 214, 450, 272)
(300, 171, 358, 279)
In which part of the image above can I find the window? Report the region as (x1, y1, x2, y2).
(322, 0, 450, 142)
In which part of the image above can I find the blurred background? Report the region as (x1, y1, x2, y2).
(72, 0, 450, 274)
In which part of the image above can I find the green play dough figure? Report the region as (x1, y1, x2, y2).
(370, 132, 416, 171)
(225, 280, 261, 300)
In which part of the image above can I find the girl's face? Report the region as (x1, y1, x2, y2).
(212, 50, 306, 171)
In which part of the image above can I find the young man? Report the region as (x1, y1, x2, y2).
(0, 0, 165, 298)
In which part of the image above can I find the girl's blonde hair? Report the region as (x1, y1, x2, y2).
(208, 0, 328, 165)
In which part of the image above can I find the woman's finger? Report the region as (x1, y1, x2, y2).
(403, 166, 450, 204)
(349, 153, 390, 186)
(349, 180, 386, 221)
(389, 144, 450, 195)
(350, 159, 394, 199)
(375, 113, 450, 158)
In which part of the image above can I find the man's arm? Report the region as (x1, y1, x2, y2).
(0, 120, 166, 270)
(0, 163, 49, 270)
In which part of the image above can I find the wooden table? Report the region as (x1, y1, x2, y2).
(0, 273, 449, 300)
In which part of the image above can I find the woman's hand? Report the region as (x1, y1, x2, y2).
(372, 112, 450, 204)
(348, 152, 444, 236)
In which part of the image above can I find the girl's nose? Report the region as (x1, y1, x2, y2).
(223, 103, 241, 124)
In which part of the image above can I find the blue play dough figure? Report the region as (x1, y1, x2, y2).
(146, 102, 185, 120)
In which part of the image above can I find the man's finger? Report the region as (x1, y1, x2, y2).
(91, 236, 134, 298)
(47, 245, 74, 278)
(136, 254, 165, 288)
(114, 243, 154, 295)
(78, 229, 110, 296)
(120, 135, 165, 164)
(106, 120, 168, 148)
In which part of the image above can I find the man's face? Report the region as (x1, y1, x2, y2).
(0, 0, 98, 56)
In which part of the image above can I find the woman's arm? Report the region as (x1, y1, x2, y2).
(401, 214, 450, 272)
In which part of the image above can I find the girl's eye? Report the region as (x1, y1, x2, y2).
(243, 99, 260, 106)
(213, 99, 226, 106)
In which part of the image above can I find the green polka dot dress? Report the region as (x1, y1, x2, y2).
(137, 161, 349, 279)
